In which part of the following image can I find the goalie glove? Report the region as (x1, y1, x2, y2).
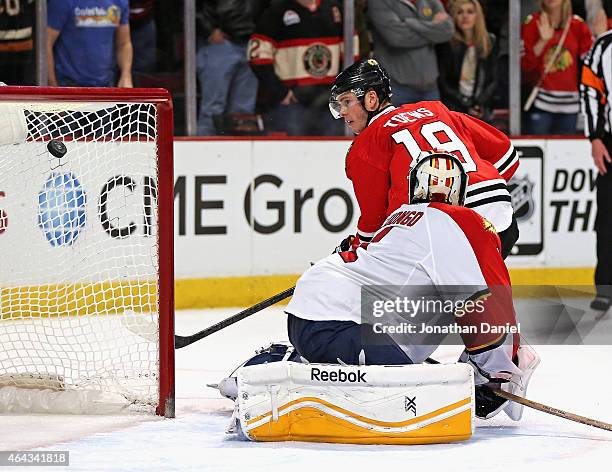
(459, 347, 519, 420)
(458, 349, 515, 385)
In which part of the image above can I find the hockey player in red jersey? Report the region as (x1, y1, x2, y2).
(328, 59, 520, 258)
(284, 151, 539, 421)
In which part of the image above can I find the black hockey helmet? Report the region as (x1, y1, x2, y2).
(329, 59, 392, 119)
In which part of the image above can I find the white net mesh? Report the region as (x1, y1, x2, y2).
(0, 99, 163, 414)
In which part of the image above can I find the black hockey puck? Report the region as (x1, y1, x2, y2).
(47, 140, 67, 158)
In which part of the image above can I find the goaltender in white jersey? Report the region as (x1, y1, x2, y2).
(221, 152, 539, 445)
(285, 151, 539, 421)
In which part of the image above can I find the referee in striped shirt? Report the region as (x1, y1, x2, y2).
(580, 29, 612, 311)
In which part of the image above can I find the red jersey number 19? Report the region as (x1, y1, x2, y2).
(391, 121, 477, 172)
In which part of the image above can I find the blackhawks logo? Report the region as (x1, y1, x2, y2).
(482, 217, 497, 234)
(544, 45, 573, 73)
(304, 44, 333, 77)
(508, 175, 535, 221)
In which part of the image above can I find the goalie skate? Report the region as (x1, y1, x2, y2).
(210, 342, 301, 401)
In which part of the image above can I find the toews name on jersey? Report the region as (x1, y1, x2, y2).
(382, 107, 435, 127)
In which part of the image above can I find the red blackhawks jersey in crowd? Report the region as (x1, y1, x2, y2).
(345, 101, 519, 241)
(521, 13, 592, 114)
(0, 0, 34, 53)
(247, 0, 358, 105)
(287, 202, 519, 362)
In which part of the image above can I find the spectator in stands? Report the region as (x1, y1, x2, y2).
(572, 0, 608, 36)
(129, 0, 156, 75)
(47, 0, 133, 87)
(355, 0, 372, 59)
(480, 0, 538, 111)
(521, 0, 592, 135)
(196, 0, 258, 136)
(367, 0, 454, 105)
(603, 0, 612, 30)
(0, 0, 35, 85)
(437, 0, 497, 121)
(248, 0, 350, 136)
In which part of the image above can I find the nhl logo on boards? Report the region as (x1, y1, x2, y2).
(508, 175, 535, 222)
(303, 44, 333, 77)
(283, 10, 300, 26)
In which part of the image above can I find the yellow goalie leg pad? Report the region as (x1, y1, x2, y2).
(236, 362, 474, 445)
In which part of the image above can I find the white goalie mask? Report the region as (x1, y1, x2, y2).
(408, 151, 469, 206)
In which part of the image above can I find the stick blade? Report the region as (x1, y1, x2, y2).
(174, 335, 191, 349)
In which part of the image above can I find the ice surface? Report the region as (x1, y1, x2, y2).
(1, 305, 612, 471)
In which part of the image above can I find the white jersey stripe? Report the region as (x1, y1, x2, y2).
(493, 145, 514, 168)
(465, 188, 512, 205)
(493, 146, 518, 174)
(467, 200, 513, 232)
(466, 178, 507, 190)
(367, 106, 396, 126)
(356, 228, 377, 240)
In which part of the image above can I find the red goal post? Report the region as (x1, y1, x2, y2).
(0, 87, 174, 417)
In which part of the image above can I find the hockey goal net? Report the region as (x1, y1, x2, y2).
(0, 87, 174, 416)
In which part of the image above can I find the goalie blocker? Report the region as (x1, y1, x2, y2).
(230, 361, 475, 445)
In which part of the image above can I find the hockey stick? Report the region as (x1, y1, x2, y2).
(174, 286, 295, 349)
(173, 264, 318, 347)
(491, 388, 612, 432)
(121, 287, 296, 348)
(425, 357, 612, 432)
